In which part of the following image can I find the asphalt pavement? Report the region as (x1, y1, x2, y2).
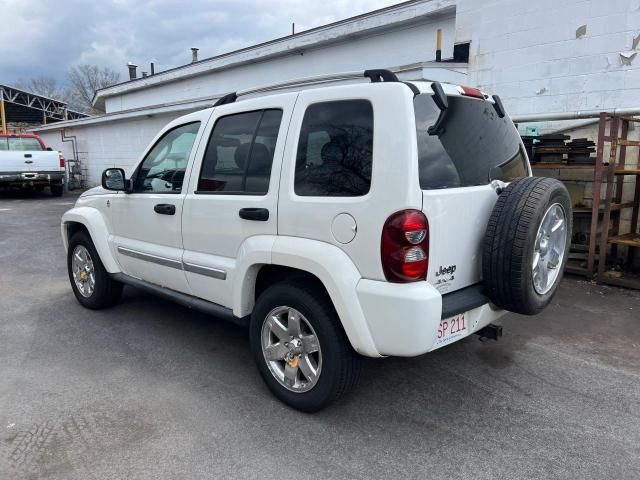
(1, 190, 639, 480)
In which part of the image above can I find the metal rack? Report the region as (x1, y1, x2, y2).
(530, 112, 640, 288)
(596, 115, 640, 288)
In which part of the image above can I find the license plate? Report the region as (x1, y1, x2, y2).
(435, 312, 468, 347)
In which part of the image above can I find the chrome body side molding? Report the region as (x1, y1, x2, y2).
(183, 262, 227, 280)
(117, 246, 183, 270)
(117, 246, 227, 279)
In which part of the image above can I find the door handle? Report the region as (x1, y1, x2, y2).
(154, 203, 176, 215)
(24, 153, 32, 158)
(24, 160, 33, 164)
(239, 208, 269, 221)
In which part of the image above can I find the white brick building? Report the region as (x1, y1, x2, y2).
(33, 0, 640, 186)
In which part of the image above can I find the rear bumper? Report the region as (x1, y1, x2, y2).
(356, 279, 505, 357)
(0, 171, 64, 187)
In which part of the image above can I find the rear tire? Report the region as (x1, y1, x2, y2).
(483, 177, 572, 315)
(249, 282, 361, 412)
(67, 230, 123, 309)
(51, 184, 64, 197)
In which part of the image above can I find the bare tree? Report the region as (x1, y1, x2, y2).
(15, 76, 69, 101)
(67, 65, 120, 113)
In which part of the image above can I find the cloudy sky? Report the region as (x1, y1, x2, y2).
(0, 0, 404, 86)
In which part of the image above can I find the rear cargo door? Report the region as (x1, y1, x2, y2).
(423, 186, 501, 294)
(414, 92, 530, 294)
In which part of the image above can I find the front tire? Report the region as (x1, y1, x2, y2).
(67, 230, 123, 309)
(249, 282, 361, 412)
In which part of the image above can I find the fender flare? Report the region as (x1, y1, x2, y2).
(61, 207, 121, 273)
(234, 235, 380, 357)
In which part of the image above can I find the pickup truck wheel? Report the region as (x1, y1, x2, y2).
(250, 282, 361, 412)
(67, 231, 123, 309)
(51, 185, 64, 197)
(483, 177, 572, 315)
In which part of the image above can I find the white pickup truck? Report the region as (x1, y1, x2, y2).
(0, 133, 65, 196)
(61, 70, 571, 412)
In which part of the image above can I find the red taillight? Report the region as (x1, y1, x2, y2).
(59, 153, 65, 168)
(459, 86, 485, 99)
(381, 209, 429, 283)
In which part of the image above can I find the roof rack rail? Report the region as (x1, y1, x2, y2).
(212, 68, 403, 107)
(213, 92, 238, 106)
(363, 69, 399, 83)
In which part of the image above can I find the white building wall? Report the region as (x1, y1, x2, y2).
(36, 0, 640, 188)
(106, 15, 456, 112)
(37, 9, 459, 187)
(38, 114, 174, 186)
(455, 0, 640, 118)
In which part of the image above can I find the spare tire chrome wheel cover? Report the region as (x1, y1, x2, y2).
(532, 203, 567, 295)
(261, 306, 322, 393)
(71, 245, 96, 298)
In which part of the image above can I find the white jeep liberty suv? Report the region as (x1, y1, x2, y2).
(62, 70, 572, 412)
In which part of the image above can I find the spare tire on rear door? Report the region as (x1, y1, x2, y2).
(483, 177, 572, 315)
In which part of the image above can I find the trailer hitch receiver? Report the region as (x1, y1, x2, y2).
(475, 324, 503, 341)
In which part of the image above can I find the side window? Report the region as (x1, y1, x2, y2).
(197, 109, 283, 194)
(294, 100, 373, 197)
(133, 122, 200, 193)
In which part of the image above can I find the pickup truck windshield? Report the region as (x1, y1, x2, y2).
(0, 137, 44, 151)
(414, 94, 527, 189)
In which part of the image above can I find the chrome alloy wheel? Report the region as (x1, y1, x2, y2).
(261, 306, 322, 393)
(532, 203, 567, 295)
(71, 245, 96, 298)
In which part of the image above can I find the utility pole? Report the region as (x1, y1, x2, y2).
(0, 90, 7, 134)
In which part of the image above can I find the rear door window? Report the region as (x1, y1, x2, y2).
(197, 109, 283, 195)
(414, 94, 527, 189)
(294, 100, 373, 197)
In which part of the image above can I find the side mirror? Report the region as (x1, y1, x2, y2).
(102, 168, 127, 191)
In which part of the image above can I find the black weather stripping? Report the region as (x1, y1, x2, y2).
(427, 81, 449, 136)
(214, 92, 238, 106)
(403, 82, 420, 96)
(364, 69, 399, 83)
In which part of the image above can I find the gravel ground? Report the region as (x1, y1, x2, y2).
(1, 191, 639, 480)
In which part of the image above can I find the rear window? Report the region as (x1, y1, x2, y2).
(294, 100, 373, 197)
(414, 94, 527, 189)
(0, 137, 44, 151)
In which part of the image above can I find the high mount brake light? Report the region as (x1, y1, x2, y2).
(459, 86, 485, 99)
(381, 210, 429, 283)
